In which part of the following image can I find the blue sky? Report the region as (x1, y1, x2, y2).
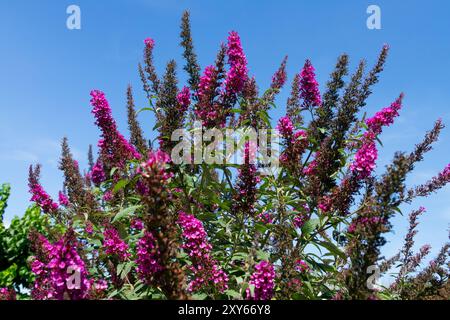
(1, 0, 449, 273)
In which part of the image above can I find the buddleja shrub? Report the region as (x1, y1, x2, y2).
(0, 184, 49, 297)
(1, 11, 449, 300)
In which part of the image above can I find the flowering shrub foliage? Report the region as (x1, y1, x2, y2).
(1, 11, 449, 300)
(0, 184, 48, 296)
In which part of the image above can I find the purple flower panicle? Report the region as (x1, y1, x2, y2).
(90, 160, 106, 185)
(136, 231, 162, 283)
(366, 94, 403, 135)
(270, 56, 288, 90)
(138, 150, 172, 183)
(195, 65, 220, 127)
(296, 260, 310, 273)
(277, 116, 294, 138)
(177, 86, 191, 113)
(102, 227, 130, 261)
(225, 31, 248, 96)
(144, 37, 155, 49)
(349, 138, 378, 179)
(31, 231, 91, 300)
(90, 90, 141, 170)
(246, 260, 275, 300)
(177, 211, 228, 292)
(348, 216, 384, 234)
(58, 191, 70, 207)
(0, 288, 16, 300)
(299, 59, 321, 108)
(29, 183, 58, 214)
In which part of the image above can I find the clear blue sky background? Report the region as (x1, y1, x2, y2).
(1, 0, 449, 279)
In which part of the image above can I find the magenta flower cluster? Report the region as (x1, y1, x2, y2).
(293, 204, 310, 228)
(58, 191, 69, 207)
(102, 227, 130, 261)
(102, 190, 113, 202)
(366, 94, 404, 135)
(293, 130, 308, 145)
(85, 221, 94, 234)
(349, 137, 378, 179)
(257, 211, 274, 224)
(90, 90, 141, 169)
(277, 116, 309, 166)
(299, 59, 321, 108)
(350, 95, 403, 178)
(136, 231, 162, 283)
(177, 86, 191, 113)
(90, 160, 106, 185)
(137, 150, 173, 190)
(225, 31, 248, 96)
(195, 65, 219, 126)
(29, 182, 58, 214)
(130, 218, 144, 231)
(246, 260, 276, 300)
(0, 288, 16, 300)
(277, 116, 294, 138)
(31, 232, 91, 300)
(144, 37, 155, 49)
(271, 61, 287, 90)
(178, 211, 212, 258)
(438, 163, 450, 180)
(303, 155, 318, 176)
(234, 143, 261, 215)
(296, 260, 310, 273)
(318, 195, 333, 213)
(293, 212, 308, 228)
(348, 216, 384, 234)
(177, 211, 228, 292)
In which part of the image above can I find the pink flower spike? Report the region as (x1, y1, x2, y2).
(144, 37, 155, 49)
(225, 31, 248, 96)
(300, 59, 321, 108)
(246, 260, 275, 300)
(350, 136, 378, 179)
(177, 86, 191, 112)
(58, 191, 69, 207)
(366, 94, 404, 135)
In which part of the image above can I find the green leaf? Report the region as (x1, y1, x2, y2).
(318, 241, 346, 260)
(108, 289, 121, 299)
(248, 284, 255, 298)
(301, 218, 319, 235)
(303, 281, 315, 298)
(254, 223, 269, 234)
(376, 135, 384, 147)
(231, 252, 248, 261)
(110, 167, 119, 177)
(117, 263, 125, 276)
(112, 205, 142, 223)
(91, 239, 102, 247)
(393, 206, 403, 216)
(225, 289, 241, 299)
(191, 293, 208, 300)
(258, 110, 271, 126)
(113, 179, 128, 193)
(137, 107, 153, 114)
(256, 250, 270, 261)
(120, 262, 135, 280)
